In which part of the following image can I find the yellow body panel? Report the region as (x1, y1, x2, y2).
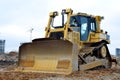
(89, 32, 110, 43)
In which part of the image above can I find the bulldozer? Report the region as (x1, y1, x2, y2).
(18, 8, 113, 75)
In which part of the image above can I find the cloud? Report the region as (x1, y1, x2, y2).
(0, 0, 120, 55)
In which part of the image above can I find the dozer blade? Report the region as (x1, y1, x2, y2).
(18, 38, 78, 75)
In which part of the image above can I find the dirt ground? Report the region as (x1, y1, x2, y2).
(0, 64, 119, 80)
(0, 53, 120, 80)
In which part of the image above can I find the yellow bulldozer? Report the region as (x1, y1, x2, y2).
(18, 8, 113, 75)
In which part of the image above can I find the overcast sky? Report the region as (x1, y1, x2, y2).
(0, 0, 120, 55)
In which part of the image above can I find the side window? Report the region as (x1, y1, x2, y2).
(70, 16, 80, 32)
(70, 17, 78, 27)
(90, 18, 96, 32)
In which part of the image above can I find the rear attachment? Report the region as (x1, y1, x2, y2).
(17, 38, 78, 75)
(78, 42, 112, 70)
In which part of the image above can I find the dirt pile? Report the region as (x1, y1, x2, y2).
(0, 52, 18, 67)
(116, 57, 120, 66)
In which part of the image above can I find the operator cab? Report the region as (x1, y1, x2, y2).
(70, 15, 97, 41)
(49, 12, 97, 41)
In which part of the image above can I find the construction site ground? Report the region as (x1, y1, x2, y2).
(0, 65, 119, 80)
(0, 53, 120, 80)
